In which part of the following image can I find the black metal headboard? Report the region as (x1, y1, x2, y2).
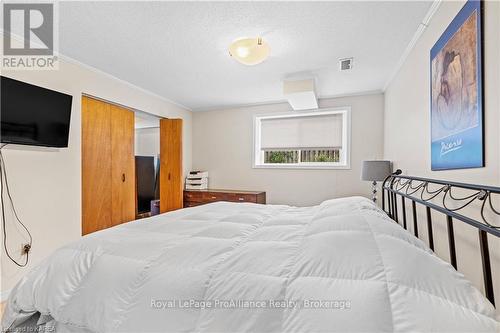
(382, 171, 499, 307)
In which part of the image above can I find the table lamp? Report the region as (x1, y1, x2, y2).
(361, 160, 392, 203)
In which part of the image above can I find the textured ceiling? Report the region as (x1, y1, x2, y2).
(59, 1, 433, 111)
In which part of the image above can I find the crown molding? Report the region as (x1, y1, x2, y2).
(192, 99, 288, 112)
(0, 30, 192, 112)
(317, 89, 383, 101)
(192, 90, 383, 112)
(383, 0, 442, 91)
(59, 54, 192, 112)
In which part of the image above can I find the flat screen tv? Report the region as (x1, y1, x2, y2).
(1, 76, 73, 148)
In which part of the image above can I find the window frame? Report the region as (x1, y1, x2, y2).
(252, 107, 352, 170)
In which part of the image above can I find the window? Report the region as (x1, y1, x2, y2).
(253, 108, 351, 169)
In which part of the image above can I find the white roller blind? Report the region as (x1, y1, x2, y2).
(260, 113, 343, 150)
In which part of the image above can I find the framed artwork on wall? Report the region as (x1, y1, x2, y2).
(430, 0, 483, 171)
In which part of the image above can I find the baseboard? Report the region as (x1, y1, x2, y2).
(0, 289, 11, 302)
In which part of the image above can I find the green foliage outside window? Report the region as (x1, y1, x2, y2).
(266, 151, 297, 163)
(264, 150, 340, 164)
(312, 153, 336, 162)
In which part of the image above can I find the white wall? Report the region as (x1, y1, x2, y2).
(135, 127, 160, 158)
(0, 54, 192, 297)
(383, 0, 500, 309)
(192, 93, 384, 206)
(135, 127, 161, 173)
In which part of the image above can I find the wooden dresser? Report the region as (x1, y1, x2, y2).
(184, 189, 266, 208)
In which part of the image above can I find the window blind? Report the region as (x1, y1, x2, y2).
(260, 113, 343, 150)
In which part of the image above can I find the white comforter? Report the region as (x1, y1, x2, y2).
(2, 197, 499, 332)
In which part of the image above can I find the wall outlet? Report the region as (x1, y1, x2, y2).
(22, 243, 31, 255)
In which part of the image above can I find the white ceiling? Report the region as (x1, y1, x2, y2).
(59, 1, 433, 111)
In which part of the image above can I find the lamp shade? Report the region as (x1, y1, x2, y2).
(361, 160, 392, 181)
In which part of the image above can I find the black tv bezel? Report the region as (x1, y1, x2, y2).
(1, 76, 73, 148)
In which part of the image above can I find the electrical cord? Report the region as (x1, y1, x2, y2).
(0, 144, 32, 267)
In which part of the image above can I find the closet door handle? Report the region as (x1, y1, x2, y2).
(122, 173, 126, 182)
(168, 173, 171, 181)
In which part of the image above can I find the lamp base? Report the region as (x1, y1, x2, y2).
(371, 181, 378, 203)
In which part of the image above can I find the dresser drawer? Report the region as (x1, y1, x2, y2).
(183, 189, 266, 208)
(184, 191, 203, 202)
(226, 193, 257, 203)
(202, 192, 227, 202)
(184, 201, 204, 208)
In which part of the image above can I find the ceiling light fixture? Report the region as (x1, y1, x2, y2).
(229, 37, 270, 66)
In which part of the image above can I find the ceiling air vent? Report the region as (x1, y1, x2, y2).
(339, 58, 353, 71)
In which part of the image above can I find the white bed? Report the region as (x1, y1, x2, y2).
(2, 196, 499, 332)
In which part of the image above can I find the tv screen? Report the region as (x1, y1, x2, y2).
(1, 76, 73, 148)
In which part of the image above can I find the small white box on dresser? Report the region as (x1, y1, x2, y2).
(185, 171, 208, 190)
(187, 171, 208, 178)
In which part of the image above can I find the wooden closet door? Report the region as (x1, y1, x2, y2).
(110, 104, 136, 225)
(160, 119, 183, 213)
(82, 96, 112, 235)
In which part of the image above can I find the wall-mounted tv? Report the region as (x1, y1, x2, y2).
(1, 76, 73, 148)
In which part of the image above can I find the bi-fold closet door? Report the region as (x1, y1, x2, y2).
(82, 96, 135, 235)
(159, 118, 183, 213)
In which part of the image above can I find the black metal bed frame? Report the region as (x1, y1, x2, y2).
(382, 171, 499, 307)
